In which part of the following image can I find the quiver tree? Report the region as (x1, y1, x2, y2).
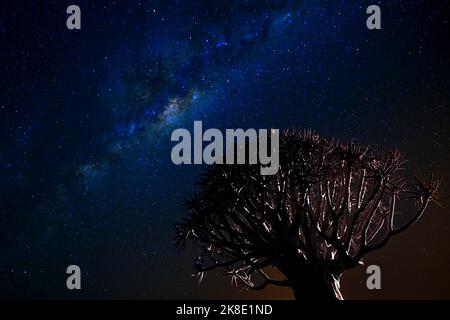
(174, 129, 441, 300)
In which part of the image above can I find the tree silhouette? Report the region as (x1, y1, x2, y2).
(174, 129, 441, 300)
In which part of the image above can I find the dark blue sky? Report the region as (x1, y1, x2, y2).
(0, 0, 449, 298)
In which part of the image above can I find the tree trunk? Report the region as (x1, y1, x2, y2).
(278, 260, 343, 300)
(290, 273, 343, 300)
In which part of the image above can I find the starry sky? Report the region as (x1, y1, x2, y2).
(0, 0, 449, 299)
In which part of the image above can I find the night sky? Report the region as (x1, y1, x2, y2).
(0, 0, 449, 299)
